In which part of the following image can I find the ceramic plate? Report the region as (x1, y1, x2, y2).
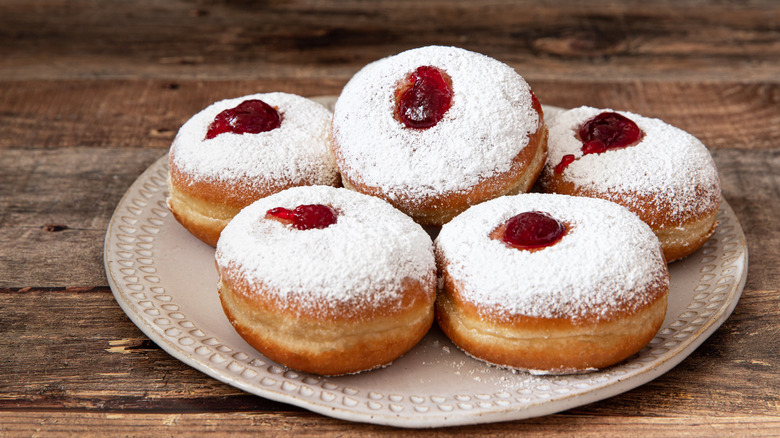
(104, 101, 747, 428)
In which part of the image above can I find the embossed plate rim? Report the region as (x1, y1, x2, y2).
(104, 103, 747, 428)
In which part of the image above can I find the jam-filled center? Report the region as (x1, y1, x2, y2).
(579, 111, 642, 153)
(266, 204, 338, 230)
(502, 211, 566, 250)
(555, 111, 643, 173)
(395, 66, 453, 129)
(206, 99, 281, 139)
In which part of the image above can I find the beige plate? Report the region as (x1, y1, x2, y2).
(104, 101, 747, 428)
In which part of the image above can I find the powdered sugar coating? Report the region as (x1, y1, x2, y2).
(332, 46, 540, 199)
(435, 193, 668, 320)
(171, 92, 339, 189)
(541, 106, 720, 222)
(216, 186, 435, 318)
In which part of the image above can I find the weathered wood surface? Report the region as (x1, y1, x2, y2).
(1, 0, 778, 435)
(1, 0, 778, 82)
(0, 80, 778, 151)
(2, 412, 780, 437)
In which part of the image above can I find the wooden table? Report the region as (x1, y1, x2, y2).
(1, 1, 778, 435)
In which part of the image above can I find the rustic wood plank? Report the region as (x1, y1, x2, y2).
(1, 0, 778, 82)
(0, 79, 344, 150)
(713, 149, 780, 289)
(1, 411, 779, 437)
(1, 147, 777, 289)
(1, 0, 777, 433)
(0, 80, 777, 151)
(0, 148, 165, 288)
(0, 287, 290, 412)
(0, 287, 776, 416)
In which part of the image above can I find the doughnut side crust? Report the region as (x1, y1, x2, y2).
(218, 274, 434, 376)
(539, 171, 720, 262)
(166, 178, 239, 247)
(169, 147, 326, 211)
(655, 208, 718, 262)
(168, 149, 339, 246)
(436, 266, 667, 374)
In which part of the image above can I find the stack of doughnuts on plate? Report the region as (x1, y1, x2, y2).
(166, 45, 720, 375)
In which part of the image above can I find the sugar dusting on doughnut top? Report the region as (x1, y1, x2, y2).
(435, 193, 669, 320)
(332, 46, 541, 199)
(216, 186, 435, 318)
(542, 106, 721, 222)
(171, 92, 339, 188)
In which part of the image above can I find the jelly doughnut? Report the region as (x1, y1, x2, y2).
(216, 186, 436, 375)
(538, 106, 721, 262)
(167, 92, 340, 246)
(435, 193, 669, 374)
(331, 46, 547, 226)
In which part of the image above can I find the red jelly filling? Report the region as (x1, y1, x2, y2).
(554, 154, 576, 174)
(396, 66, 453, 129)
(205, 99, 281, 139)
(555, 111, 642, 173)
(503, 211, 566, 249)
(266, 204, 338, 230)
(579, 111, 641, 152)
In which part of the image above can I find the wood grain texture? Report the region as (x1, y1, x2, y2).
(1, 0, 778, 82)
(1, 412, 780, 437)
(1, 0, 778, 434)
(712, 149, 780, 289)
(0, 148, 165, 288)
(0, 80, 777, 151)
